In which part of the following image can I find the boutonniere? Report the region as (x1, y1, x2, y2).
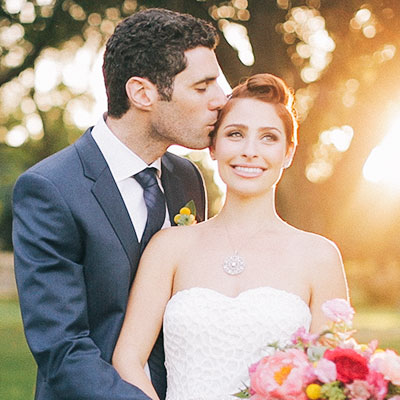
(174, 200, 197, 226)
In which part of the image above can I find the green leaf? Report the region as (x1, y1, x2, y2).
(185, 200, 196, 216)
(232, 388, 251, 398)
(388, 382, 400, 395)
(307, 345, 327, 362)
(320, 381, 346, 400)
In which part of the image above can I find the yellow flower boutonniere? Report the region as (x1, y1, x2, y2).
(174, 200, 197, 226)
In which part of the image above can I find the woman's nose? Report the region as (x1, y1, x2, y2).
(241, 137, 258, 158)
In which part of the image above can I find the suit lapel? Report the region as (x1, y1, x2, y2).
(75, 130, 141, 273)
(161, 154, 185, 226)
(91, 171, 141, 272)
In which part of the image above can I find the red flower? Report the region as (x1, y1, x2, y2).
(324, 348, 369, 383)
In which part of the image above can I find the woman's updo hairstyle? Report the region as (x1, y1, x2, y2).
(215, 73, 298, 147)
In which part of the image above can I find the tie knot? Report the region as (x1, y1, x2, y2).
(134, 167, 159, 189)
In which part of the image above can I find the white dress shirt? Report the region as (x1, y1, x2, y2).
(91, 114, 170, 241)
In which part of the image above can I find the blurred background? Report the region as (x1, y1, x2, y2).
(0, 0, 399, 398)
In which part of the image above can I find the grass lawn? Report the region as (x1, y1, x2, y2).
(0, 299, 399, 399)
(0, 298, 36, 400)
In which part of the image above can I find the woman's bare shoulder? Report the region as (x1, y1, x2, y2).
(145, 222, 205, 254)
(287, 226, 342, 265)
(287, 227, 347, 297)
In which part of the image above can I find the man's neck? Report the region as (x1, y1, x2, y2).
(105, 114, 168, 164)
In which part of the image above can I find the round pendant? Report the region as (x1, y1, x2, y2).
(222, 252, 245, 275)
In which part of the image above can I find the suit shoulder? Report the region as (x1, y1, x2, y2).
(21, 143, 79, 179)
(163, 151, 204, 182)
(16, 129, 95, 184)
(163, 151, 196, 169)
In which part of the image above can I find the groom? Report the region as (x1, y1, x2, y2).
(12, 8, 226, 400)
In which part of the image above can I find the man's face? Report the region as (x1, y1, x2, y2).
(150, 46, 227, 149)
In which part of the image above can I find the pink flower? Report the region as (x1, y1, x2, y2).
(315, 358, 337, 383)
(322, 298, 355, 325)
(366, 369, 388, 400)
(290, 326, 318, 346)
(367, 340, 379, 354)
(371, 349, 400, 385)
(249, 349, 315, 400)
(356, 340, 379, 361)
(249, 361, 258, 375)
(345, 379, 373, 400)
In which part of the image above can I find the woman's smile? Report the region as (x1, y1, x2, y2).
(232, 165, 266, 178)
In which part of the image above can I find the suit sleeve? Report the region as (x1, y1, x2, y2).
(12, 172, 151, 400)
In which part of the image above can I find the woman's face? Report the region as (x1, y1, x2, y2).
(210, 98, 294, 197)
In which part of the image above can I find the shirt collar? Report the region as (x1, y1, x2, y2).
(91, 114, 162, 182)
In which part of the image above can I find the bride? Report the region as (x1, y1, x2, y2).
(112, 73, 348, 399)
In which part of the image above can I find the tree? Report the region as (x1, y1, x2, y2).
(1, 0, 400, 261)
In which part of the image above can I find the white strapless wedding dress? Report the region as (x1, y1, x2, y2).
(163, 286, 311, 400)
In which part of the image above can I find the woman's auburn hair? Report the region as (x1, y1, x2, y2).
(214, 73, 298, 147)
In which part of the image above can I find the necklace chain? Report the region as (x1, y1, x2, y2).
(222, 221, 264, 276)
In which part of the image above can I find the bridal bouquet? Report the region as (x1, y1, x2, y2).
(234, 298, 400, 400)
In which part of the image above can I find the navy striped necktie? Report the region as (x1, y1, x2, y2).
(134, 167, 166, 252)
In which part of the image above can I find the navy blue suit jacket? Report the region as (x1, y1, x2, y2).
(12, 129, 206, 400)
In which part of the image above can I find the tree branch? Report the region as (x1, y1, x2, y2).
(0, 0, 75, 85)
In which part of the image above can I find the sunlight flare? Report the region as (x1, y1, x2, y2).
(363, 118, 400, 188)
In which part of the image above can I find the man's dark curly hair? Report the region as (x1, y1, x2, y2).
(103, 8, 219, 118)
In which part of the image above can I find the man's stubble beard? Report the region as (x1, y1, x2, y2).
(150, 110, 212, 150)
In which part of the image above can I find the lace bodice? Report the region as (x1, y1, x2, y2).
(163, 286, 311, 400)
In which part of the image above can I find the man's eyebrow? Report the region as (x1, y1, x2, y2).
(193, 76, 218, 85)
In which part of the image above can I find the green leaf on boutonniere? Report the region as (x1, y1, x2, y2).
(173, 200, 197, 226)
(185, 199, 196, 217)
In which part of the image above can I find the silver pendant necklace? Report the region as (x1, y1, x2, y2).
(223, 250, 245, 275)
(222, 222, 248, 276)
(222, 221, 266, 276)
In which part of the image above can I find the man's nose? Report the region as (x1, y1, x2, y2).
(209, 84, 228, 110)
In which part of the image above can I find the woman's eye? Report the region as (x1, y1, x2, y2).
(262, 133, 278, 142)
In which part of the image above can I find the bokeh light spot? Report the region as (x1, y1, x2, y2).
(5, 0, 25, 14)
(220, 21, 254, 66)
(363, 24, 376, 38)
(35, 58, 60, 92)
(37, 0, 54, 5)
(0, 24, 25, 47)
(363, 118, 400, 188)
(355, 9, 371, 25)
(6, 126, 29, 147)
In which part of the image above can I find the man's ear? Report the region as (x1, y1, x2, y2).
(283, 142, 296, 169)
(125, 77, 158, 111)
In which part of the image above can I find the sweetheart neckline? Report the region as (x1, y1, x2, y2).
(169, 286, 311, 313)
